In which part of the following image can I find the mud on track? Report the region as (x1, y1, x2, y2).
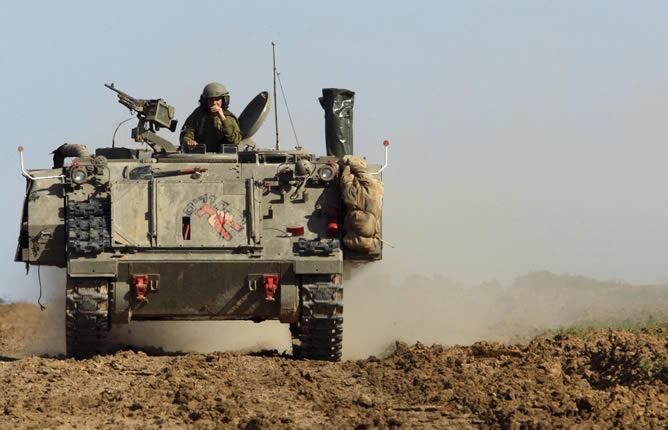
(1, 303, 667, 429)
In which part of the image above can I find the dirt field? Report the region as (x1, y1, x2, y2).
(1, 302, 667, 429)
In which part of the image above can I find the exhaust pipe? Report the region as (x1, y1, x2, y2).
(319, 88, 355, 157)
(52, 143, 90, 168)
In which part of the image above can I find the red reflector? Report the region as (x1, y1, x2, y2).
(383, 140, 390, 147)
(286, 226, 304, 236)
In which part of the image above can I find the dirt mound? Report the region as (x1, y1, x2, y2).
(378, 334, 668, 428)
(1, 303, 667, 428)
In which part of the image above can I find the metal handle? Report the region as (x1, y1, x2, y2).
(18, 146, 65, 181)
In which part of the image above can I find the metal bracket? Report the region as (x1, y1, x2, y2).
(30, 229, 53, 257)
(247, 274, 262, 291)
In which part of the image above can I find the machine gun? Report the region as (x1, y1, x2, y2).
(105, 83, 178, 153)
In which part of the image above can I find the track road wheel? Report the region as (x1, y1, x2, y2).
(65, 277, 111, 359)
(294, 275, 343, 362)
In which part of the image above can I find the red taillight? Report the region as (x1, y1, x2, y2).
(132, 274, 148, 301)
(327, 221, 339, 237)
(263, 275, 279, 301)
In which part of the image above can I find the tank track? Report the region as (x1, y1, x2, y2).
(293, 275, 343, 361)
(66, 198, 110, 254)
(65, 277, 111, 359)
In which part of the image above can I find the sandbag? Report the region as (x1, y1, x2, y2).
(339, 158, 384, 214)
(343, 233, 377, 253)
(344, 210, 379, 238)
(339, 155, 384, 253)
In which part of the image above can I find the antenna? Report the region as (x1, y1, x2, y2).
(276, 72, 301, 150)
(272, 41, 280, 150)
(270, 42, 301, 150)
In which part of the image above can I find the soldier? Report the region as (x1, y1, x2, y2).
(180, 82, 242, 152)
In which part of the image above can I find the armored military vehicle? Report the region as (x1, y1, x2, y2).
(15, 85, 386, 361)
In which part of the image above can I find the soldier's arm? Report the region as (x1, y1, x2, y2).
(221, 112, 242, 145)
(179, 111, 198, 147)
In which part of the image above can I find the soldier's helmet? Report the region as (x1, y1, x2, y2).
(200, 82, 230, 108)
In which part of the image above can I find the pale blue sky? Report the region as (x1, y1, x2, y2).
(2, 1, 668, 300)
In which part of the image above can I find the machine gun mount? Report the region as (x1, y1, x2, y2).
(105, 83, 179, 153)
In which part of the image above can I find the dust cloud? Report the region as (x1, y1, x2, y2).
(32, 308, 291, 357)
(342, 267, 668, 359)
(22, 267, 65, 356)
(23, 251, 668, 360)
(108, 321, 289, 355)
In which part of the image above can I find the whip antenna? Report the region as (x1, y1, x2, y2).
(270, 42, 301, 150)
(272, 42, 279, 150)
(277, 72, 301, 150)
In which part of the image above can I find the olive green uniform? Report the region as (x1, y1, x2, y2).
(180, 107, 242, 152)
